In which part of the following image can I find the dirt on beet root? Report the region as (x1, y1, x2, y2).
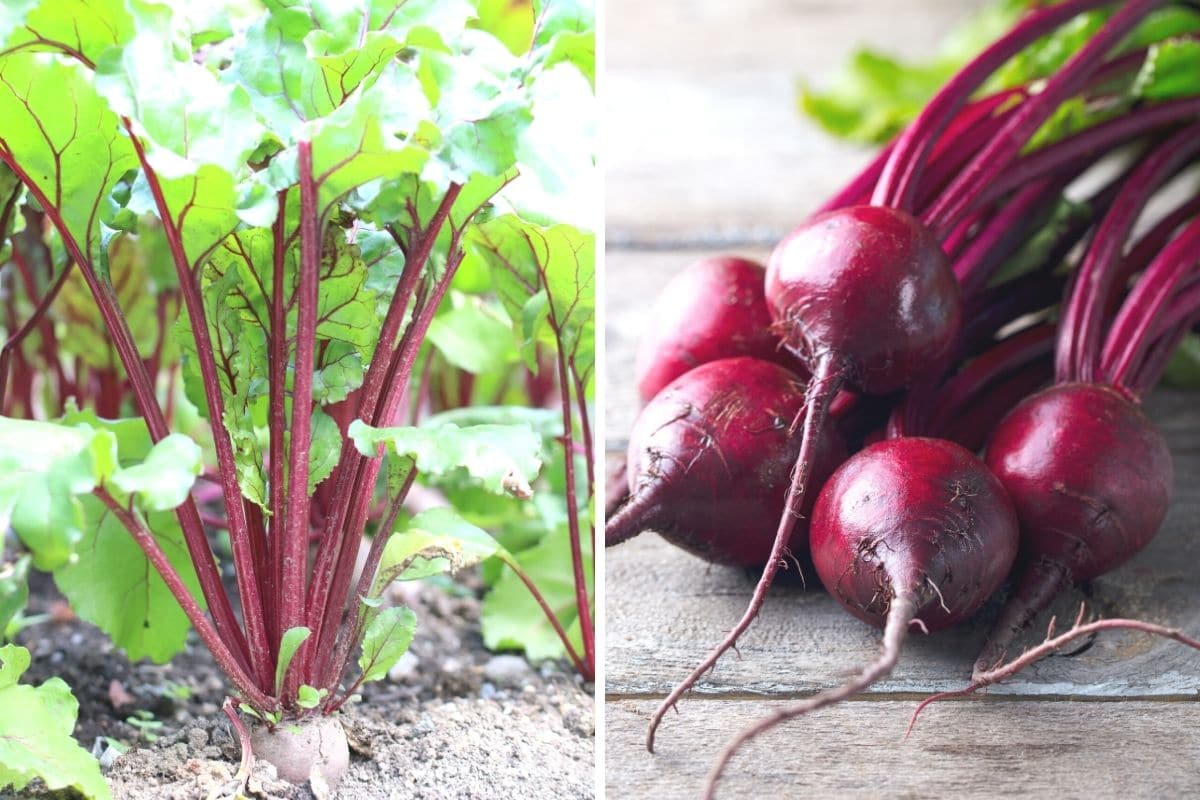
(5, 569, 594, 800)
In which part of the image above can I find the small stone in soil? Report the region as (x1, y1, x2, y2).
(387, 650, 419, 682)
(96, 742, 122, 771)
(187, 727, 209, 752)
(484, 654, 531, 688)
(410, 713, 435, 738)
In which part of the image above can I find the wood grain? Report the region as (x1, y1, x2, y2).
(606, 698, 1200, 799)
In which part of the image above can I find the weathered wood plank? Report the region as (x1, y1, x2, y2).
(605, 390, 1200, 698)
(605, 698, 1200, 799)
(606, 0, 992, 245)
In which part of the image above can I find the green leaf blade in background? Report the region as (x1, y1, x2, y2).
(482, 520, 592, 662)
(373, 507, 503, 589)
(0, 417, 113, 571)
(349, 419, 543, 497)
(0, 0, 133, 65)
(0, 54, 137, 266)
(0, 645, 110, 800)
(0, 556, 30, 641)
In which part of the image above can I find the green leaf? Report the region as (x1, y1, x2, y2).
(424, 406, 562, 439)
(0, 413, 204, 662)
(357, 606, 417, 684)
(532, 0, 593, 47)
(1163, 333, 1200, 388)
(1134, 39, 1200, 101)
(0, 0, 133, 65)
(0, 644, 28, 689)
(53, 229, 170, 373)
(296, 684, 327, 709)
(349, 419, 542, 497)
(468, 215, 595, 378)
(427, 301, 517, 373)
(308, 407, 342, 494)
(55, 502, 203, 663)
(0, 645, 110, 800)
(0, 556, 29, 642)
(482, 521, 592, 661)
(94, 2, 263, 178)
(0, 417, 113, 571)
(127, 164, 240, 273)
(309, 68, 431, 217)
(314, 230, 380, 352)
(799, 48, 957, 145)
(989, 196, 1091, 286)
(0, 54, 137, 265)
(373, 507, 502, 589)
(275, 627, 311, 696)
(109, 435, 202, 512)
(474, 0, 534, 55)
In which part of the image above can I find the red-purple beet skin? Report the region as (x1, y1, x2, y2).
(985, 382, 1173, 582)
(623, 357, 845, 568)
(766, 206, 961, 394)
(811, 436, 1019, 632)
(635, 256, 793, 403)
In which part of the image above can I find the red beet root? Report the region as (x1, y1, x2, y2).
(968, 126, 1200, 680)
(703, 437, 1018, 797)
(647, 205, 961, 750)
(812, 437, 1019, 633)
(767, 205, 961, 394)
(978, 382, 1172, 674)
(635, 256, 790, 403)
(606, 357, 845, 567)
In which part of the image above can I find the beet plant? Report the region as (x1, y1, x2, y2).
(0, 0, 595, 794)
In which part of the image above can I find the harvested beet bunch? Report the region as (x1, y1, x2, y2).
(606, 0, 1200, 794)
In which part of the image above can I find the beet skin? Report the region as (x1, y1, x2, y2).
(811, 436, 1020, 632)
(614, 357, 844, 567)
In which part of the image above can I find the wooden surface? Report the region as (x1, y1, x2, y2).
(606, 700, 1200, 799)
(603, 1, 1200, 797)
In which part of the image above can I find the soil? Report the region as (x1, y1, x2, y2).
(5, 570, 594, 799)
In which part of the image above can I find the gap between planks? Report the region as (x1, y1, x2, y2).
(606, 691, 1200, 704)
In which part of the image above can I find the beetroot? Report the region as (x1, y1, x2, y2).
(702, 437, 1018, 797)
(605, 357, 844, 567)
(634, 256, 791, 403)
(644, 0, 1177, 762)
(970, 125, 1200, 678)
(812, 437, 1018, 633)
(767, 206, 961, 395)
(977, 382, 1173, 673)
(646, 205, 962, 751)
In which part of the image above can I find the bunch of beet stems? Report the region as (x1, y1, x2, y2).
(973, 125, 1200, 673)
(901, 174, 1200, 734)
(647, 0, 1200, 750)
(0, 200, 180, 420)
(1, 131, 593, 717)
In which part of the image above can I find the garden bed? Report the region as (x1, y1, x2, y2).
(8, 570, 594, 800)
